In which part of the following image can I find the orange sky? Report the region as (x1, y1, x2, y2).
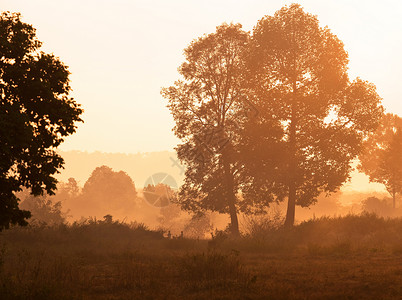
(2, 0, 401, 155)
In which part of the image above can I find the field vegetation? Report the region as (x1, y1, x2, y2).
(2, 213, 402, 299)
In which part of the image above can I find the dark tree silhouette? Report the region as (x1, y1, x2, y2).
(244, 4, 383, 226)
(359, 114, 402, 208)
(0, 12, 83, 230)
(162, 23, 249, 235)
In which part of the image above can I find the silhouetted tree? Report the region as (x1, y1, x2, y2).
(162, 24, 249, 235)
(244, 4, 383, 226)
(359, 114, 402, 208)
(79, 166, 137, 217)
(0, 12, 83, 230)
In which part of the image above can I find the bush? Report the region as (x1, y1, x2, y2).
(242, 209, 284, 238)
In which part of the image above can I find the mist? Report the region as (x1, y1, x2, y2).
(2, 2, 402, 299)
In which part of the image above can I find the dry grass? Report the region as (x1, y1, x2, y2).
(1, 214, 402, 299)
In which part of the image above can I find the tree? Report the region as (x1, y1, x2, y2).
(183, 211, 213, 239)
(244, 4, 383, 226)
(0, 12, 83, 230)
(158, 202, 183, 234)
(143, 182, 176, 208)
(19, 194, 66, 226)
(79, 166, 137, 218)
(361, 196, 394, 217)
(162, 23, 249, 235)
(56, 178, 81, 202)
(358, 114, 402, 208)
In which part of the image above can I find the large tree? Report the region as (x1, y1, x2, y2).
(358, 113, 402, 208)
(0, 12, 83, 230)
(162, 23, 249, 235)
(244, 4, 383, 226)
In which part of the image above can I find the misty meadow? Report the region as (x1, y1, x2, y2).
(1, 2, 402, 299)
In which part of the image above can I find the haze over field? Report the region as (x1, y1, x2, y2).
(1, 0, 397, 212)
(2, 2, 402, 299)
(1, 0, 400, 229)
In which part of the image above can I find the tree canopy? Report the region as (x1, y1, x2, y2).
(78, 166, 137, 217)
(0, 12, 83, 230)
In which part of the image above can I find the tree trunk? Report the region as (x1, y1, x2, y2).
(284, 181, 296, 228)
(222, 153, 239, 236)
(284, 82, 297, 228)
(228, 194, 240, 236)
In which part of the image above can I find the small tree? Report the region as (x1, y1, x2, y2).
(143, 183, 176, 208)
(361, 196, 393, 217)
(0, 12, 83, 230)
(158, 202, 183, 234)
(359, 114, 402, 208)
(20, 195, 66, 226)
(184, 212, 213, 239)
(56, 178, 81, 202)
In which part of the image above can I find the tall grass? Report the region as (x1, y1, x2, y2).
(2, 213, 402, 299)
(213, 213, 402, 255)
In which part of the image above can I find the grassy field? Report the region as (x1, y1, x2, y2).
(1, 214, 402, 299)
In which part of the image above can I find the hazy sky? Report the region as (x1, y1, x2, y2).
(2, 0, 402, 153)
